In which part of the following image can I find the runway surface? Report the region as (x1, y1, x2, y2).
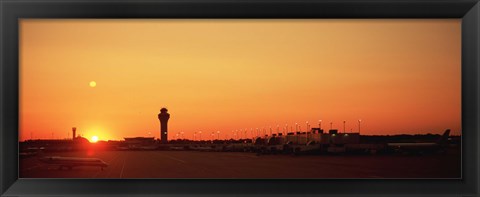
(20, 150, 461, 178)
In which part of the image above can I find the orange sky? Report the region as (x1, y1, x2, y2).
(19, 19, 461, 141)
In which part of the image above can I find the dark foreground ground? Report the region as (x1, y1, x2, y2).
(20, 150, 460, 178)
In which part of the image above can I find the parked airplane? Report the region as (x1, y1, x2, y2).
(169, 146, 185, 150)
(190, 145, 214, 151)
(223, 143, 253, 152)
(254, 137, 283, 154)
(386, 129, 451, 154)
(291, 141, 323, 155)
(39, 156, 109, 170)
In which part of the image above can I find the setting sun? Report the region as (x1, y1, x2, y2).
(91, 136, 99, 143)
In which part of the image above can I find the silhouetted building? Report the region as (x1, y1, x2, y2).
(158, 108, 170, 143)
(124, 137, 155, 146)
(20, 137, 90, 152)
(310, 128, 324, 134)
(124, 137, 155, 143)
(329, 129, 338, 135)
(123, 137, 157, 150)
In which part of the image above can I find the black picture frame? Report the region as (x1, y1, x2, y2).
(1, 0, 479, 196)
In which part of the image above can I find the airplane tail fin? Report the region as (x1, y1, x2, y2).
(436, 129, 450, 145)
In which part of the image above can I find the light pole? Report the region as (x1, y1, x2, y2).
(295, 123, 298, 132)
(343, 120, 346, 133)
(305, 121, 309, 143)
(358, 119, 362, 133)
(217, 131, 220, 140)
(330, 122, 333, 130)
(319, 120, 322, 130)
(199, 131, 202, 141)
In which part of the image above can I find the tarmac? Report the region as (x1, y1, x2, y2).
(20, 150, 461, 179)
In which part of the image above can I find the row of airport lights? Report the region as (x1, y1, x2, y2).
(184, 119, 362, 141)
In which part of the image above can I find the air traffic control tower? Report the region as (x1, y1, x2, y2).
(158, 108, 170, 143)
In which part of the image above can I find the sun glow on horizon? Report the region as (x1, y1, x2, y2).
(91, 136, 99, 143)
